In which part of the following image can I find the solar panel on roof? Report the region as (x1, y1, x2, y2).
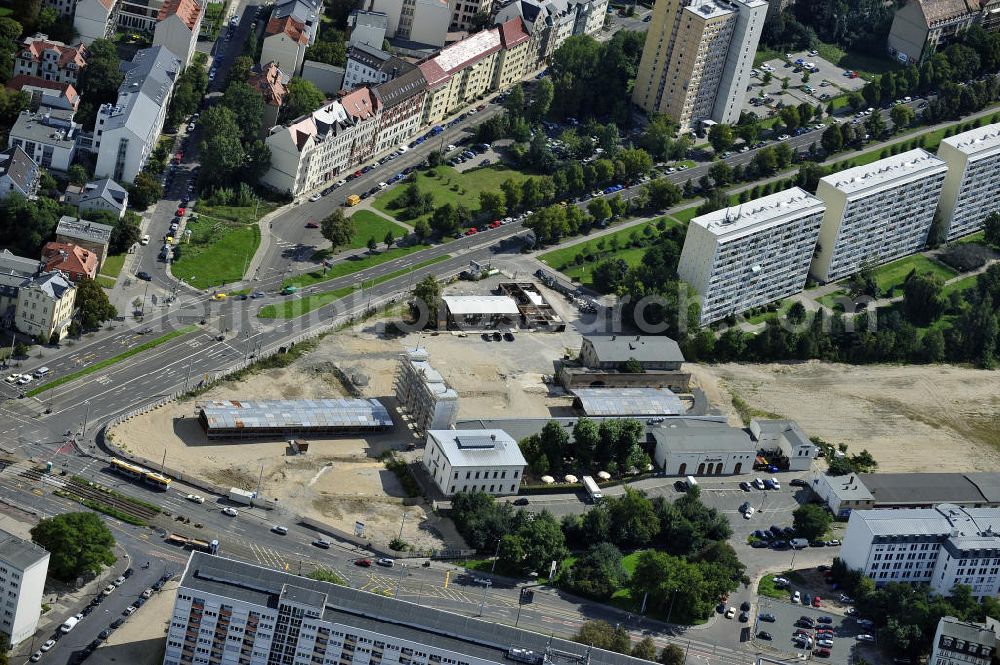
(456, 435, 496, 449)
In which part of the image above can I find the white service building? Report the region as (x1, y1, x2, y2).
(749, 418, 817, 471)
(840, 504, 1000, 597)
(651, 420, 757, 477)
(422, 429, 526, 496)
(677, 187, 824, 324)
(0, 529, 50, 646)
(811, 149, 948, 283)
(936, 122, 1000, 241)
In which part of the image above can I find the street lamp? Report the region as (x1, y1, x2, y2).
(490, 538, 501, 574)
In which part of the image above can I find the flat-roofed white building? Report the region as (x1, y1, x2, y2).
(936, 122, 1000, 241)
(0, 528, 50, 646)
(422, 429, 526, 496)
(840, 503, 1000, 597)
(651, 419, 757, 476)
(441, 295, 519, 328)
(812, 149, 947, 283)
(677, 187, 824, 324)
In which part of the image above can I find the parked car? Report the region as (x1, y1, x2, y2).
(513, 497, 529, 506)
(792, 591, 801, 603)
(814, 648, 831, 658)
(354, 558, 372, 567)
(725, 607, 736, 619)
(856, 634, 875, 642)
(222, 507, 238, 517)
(41, 640, 56, 652)
(757, 631, 772, 640)
(271, 526, 288, 535)
(312, 539, 331, 549)
(186, 494, 204, 503)
(376, 558, 394, 567)
(759, 613, 776, 622)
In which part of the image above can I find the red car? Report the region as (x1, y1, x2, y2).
(814, 648, 831, 658)
(488, 221, 501, 229)
(305, 221, 319, 228)
(176, 207, 186, 216)
(812, 596, 823, 607)
(354, 170, 362, 177)
(354, 558, 372, 567)
(464, 228, 478, 235)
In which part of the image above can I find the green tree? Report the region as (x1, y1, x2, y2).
(430, 203, 460, 236)
(572, 417, 599, 469)
(659, 645, 685, 665)
(76, 40, 123, 126)
(587, 197, 612, 224)
(708, 161, 733, 186)
(109, 215, 141, 254)
(412, 274, 441, 324)
(383, 230, 394, 249)
(530, 77, 554, 122)
(227, 55, 254, 84)
(890, 104, 915, 131)
(126, 172, 163, 211)
(320, 208, 353, 251)
(413, 218, 430, 242)
(645, 179, 682, 211)
(605, 487, 659, 548)
(279, 77, 327, 124)
(821, 124, 843, 153)
(632, 637, 657, 661)
(865, 111, 887, 140)
(623, 357, 644, 373)
(67, 164, 89, 186)
(983, 211, 1000, 248)
(504, 84, 525, 119)
(779, 105, 801, 132)
(573, 620, 631, 654)
(305, 38, 347, 67)
(366, 237, 377, 254)
(479, 191, 506, 218)
(793, 504, 831, 541)
(30, 512, 116, 581)
(222, 80, 266, 140)
(902, 272, 946, 326)
(591, 258, 629, 294)
(74, 277, 117, 329)
(501, 178, 521, 212)
(198, 106, 246, 187)
(707, 123, 734, 153)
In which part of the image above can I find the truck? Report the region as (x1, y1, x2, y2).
(582, 476, 603, 503)
(165, 534, 219, 554)
(229, 488, 254, 505)
(345, 194, 361, 207)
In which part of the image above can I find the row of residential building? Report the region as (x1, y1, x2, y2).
(262, 5, 606, 196)
(678, 121, 1000, 324)
(43, 0, 204, 48)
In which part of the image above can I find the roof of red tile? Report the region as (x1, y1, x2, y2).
(498, 16, 529, 48)
(41, 242, 97, 280)
(418, 27, 503, 89)
(339, 87, 378, 120)
(266, 15, 310, 44)
(5, 75, 80, 105)
(158, 0, 203, 30)
(19, 35, 87, 69)
(248, 61, 290, 106)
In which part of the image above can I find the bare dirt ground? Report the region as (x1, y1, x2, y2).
(109, 279, 584, 550)
(690, 361, 1000, 472)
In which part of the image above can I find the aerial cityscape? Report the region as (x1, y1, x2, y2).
(0, 0, 997, 663)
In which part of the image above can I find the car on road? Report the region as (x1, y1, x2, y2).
(140, 234, 150, 245)
(826, 539, 841, 546)
(222, 507, 238, 516)
(790, 478, 808, 487)
(725, 607, 736, 619)
(251, 291, 265, 298)
(757, 631, 772, 640)
(211, 293, 227, 301)
(812, 596, 823, 607)
(186, 494, 204, 503)
(312, 539, 331, 549)
(513, 497, 529, 506)
(778, 134, 790, 141)
(817, 616, 833, 623)
(142, 588, 154, 599)
(309, 193, 322, 202)
(814, 648, 831, 658)
(743, 506, 755, 519)
(759, 613, 775, 622)
(857, 634, 875, 642)
(176, 207, 186, 216)
(376, 558, 394, 567)
(305, 221, 319, 228)
(354, 558, 372, 567)
(738, 612, 749, 622)
(123, 605, 137, 616)
(792, 590, 801, 603)
(739, 481, 751, 491)
(271, 525, 288, 535)
(30, 652, 42, 662)
(137, 271, 152, 281)
(103, 584, 116, 596)
(41, 640, 56, 652)
(114, 575, 126, 586)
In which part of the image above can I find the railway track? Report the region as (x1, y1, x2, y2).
(60, 476, 160, 521)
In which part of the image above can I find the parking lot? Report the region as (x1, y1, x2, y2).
(752, 593, 875, 664)
(744, 50, 867, 121)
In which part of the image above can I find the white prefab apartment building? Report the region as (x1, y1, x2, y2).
(394, 348, 459, 433)
(811, 149, 948, 283)
(678, 187, 824, 325)
(0, 529, 50, 646)
(422, 429, 526, 496)
(936, 122, 1000, 241)
(929, 616, 998, 665)
(840, 504, 1000, 597)
(168, 551, 653, 665)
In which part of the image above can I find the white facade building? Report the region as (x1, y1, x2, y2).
(840, 504, 1000, 597)
(651, 420, 757, 477)
(678, 187, 824, 325)
(0, 530, 49, 646)
(16, 270, 76, 340)
(810, 473, 876, 518)
(370, 0, 450, 47)
(423, 429, 526, 496)
(936, 122, 1000, 241)
(394, 347, 459, 433)
(93, 46, 180, 183)
(152, 0, 204, 66)
(929, 616, 998, 665)
(711, 0, 767, 125)
(812, 149, 947, 283)
(167, 551, 652, 665)
(9, 106, 80, 172)
(749, 418, 817, 471)
(73, 0, 120, 44)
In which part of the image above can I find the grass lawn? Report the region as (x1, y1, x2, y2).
(27, 326, 197, 396)
(196, 200, 278, 226)
(672, 206, 700, 223)
(262, 256, 447, 318)
(816, 290, 850, 310)
(871, 254, 957, 294)
(372, 165, 529, 225)
(941, 274, 979, 298)
(100, 253, 126, 279)
(312, 211, 409, 260)
(283, 241, 435, 290)
(754, 47, 782, 67)
(0, 7, 12, 15)
(171, 217, 261, 289)
(757, 574, 789, 600)
(745, 298, 795, 324)
(815, 41, 900, 80)
(96, 275, 117, 289)
(956, 231, 985, 245)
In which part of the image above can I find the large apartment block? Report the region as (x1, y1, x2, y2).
(0, 529, 50, 646)
(936, 121, 1000, 241)
(632, 0, 765, 131)
(811, 148, 947, 283)
(394, 347, 459, 432)
(168, 551, 649, 665)
(840, 504, 1000, 597)
(678, 187, 824, 325)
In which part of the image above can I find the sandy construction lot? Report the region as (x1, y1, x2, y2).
(109, 282, 583, 549)
(690, 361, 1000, 473)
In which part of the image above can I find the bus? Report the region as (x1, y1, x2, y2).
(108, 458, 172, 491)
(581, 476, 603, 503)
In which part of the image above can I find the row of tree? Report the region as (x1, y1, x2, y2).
(519, 419, 649, 478)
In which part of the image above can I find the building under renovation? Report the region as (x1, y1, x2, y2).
(497, 282, 566, 331)
(394, 347, 459, 433)
(198, 398, 393, 439)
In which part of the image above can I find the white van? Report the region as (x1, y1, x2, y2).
(685, 475, 698, 489)
(59, 616, 80, 633)
(34, 367, 49, 378)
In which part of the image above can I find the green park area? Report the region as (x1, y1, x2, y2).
(97, 254, 126, 289)
(871, 254, 956, 294)
(312, 211, 409, 260)
(171, 216, 261, 289)
(373, 165, 528, 224)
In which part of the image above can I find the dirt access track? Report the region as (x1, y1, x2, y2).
(690, 361, 1000, 473)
